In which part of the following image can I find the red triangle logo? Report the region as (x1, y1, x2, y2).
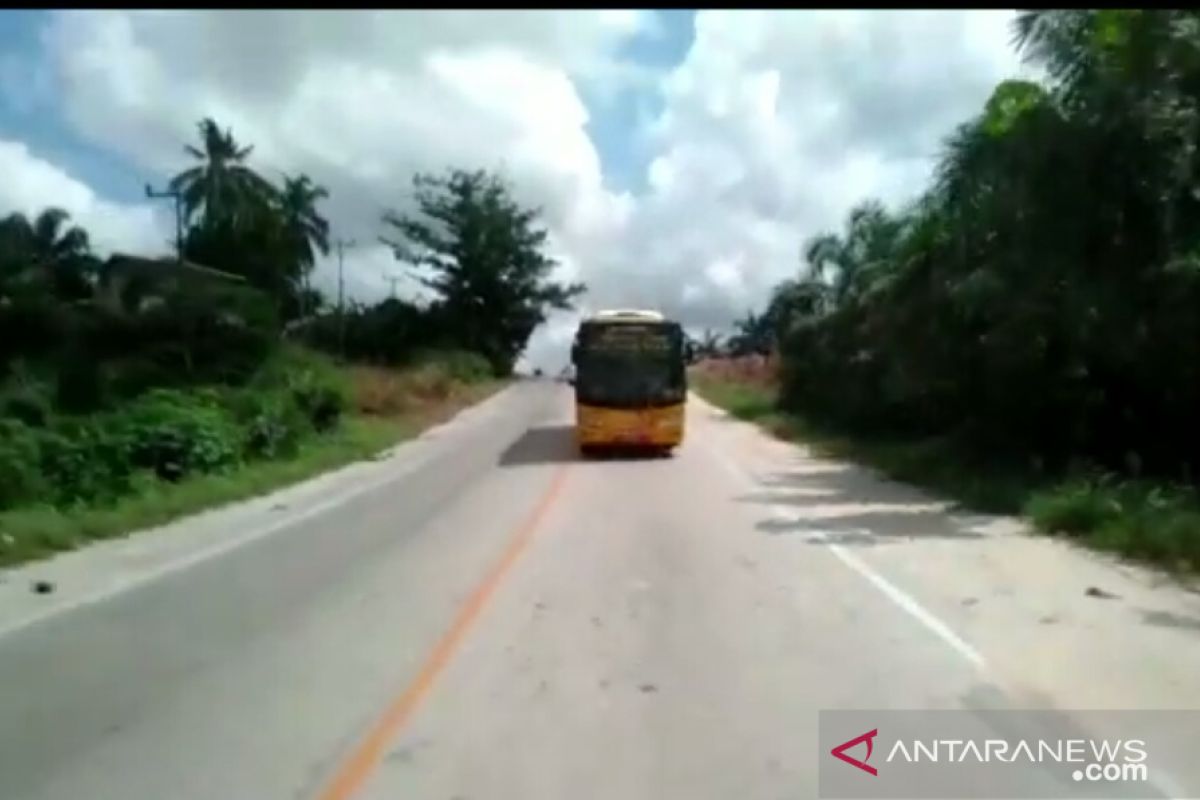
(831, 728, 878, 776)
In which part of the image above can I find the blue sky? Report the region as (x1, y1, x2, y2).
(582, 9, 695, 192)
(0, 9, 696, 205)
(0, 11, 149, 203)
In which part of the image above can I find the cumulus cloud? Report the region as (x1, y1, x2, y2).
(40, 11, 636, 325)
(12, 10, 1032, 368)
(0, 138, 166, 256)
(575, 10, 1028, 341)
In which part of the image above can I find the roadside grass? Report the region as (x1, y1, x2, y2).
(1025, 478, 1200, 573)
(0, 370, 504, 568)
(691, 368, 1200, 574)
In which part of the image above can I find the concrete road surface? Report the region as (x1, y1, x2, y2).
(2, 381, 1200, 800)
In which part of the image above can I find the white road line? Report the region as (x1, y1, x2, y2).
(705, 438, 987, 670)
(806, 521, 987, 669)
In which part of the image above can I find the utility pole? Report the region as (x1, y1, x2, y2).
(145, 183, 185, 263)
(334, 238, 356, 357)
(385, 273, 402, 300)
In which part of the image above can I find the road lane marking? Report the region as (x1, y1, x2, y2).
(703, 438, 987, 671)
(811, 525, 987, 669)
(705, 435, 1199, 798)
(314, 464, 571, 800)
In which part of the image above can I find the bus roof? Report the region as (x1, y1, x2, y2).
(583, 309, 668, 324)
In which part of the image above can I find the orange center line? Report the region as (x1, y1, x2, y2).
(315, 464, 571, 800)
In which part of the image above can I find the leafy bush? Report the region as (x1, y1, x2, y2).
(0, 420, 47, 509)
(224, 389, 309, 460)
(73, 284, 277, 393)
(288, 372, 345, 433)
(1025, 478, 1121, 537)
(118, 389, 242, 482)
(250, 345, 347, 433)
(1027, 477, 1200, 571)
(38, 416, 143, 506)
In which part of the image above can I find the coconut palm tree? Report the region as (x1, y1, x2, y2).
(0, 208, 96, 301)
(169, 117, 276, 230)
(277, 174, 331, 272)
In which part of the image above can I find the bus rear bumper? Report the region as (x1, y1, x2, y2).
(574, 403, 685, 448)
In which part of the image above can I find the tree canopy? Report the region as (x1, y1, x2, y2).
(380, 168, 585, 375)
(751, 9, 1200, 481)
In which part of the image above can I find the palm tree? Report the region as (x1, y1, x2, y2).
(277, 174, 331, 272)
(274, 174, 331, 320)
(803, 200, 901, 308)
(802, 232, 845, 284)
(169, 117, 276, 230)
(1012, 11, 1097, 101)
(765, 277, 829, 337)
(0, 208, 96, 301)
(729, 311, 774, 356)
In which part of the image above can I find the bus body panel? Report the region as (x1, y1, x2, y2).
(570, 310, 687, 453)
(575, 402, 685, 448)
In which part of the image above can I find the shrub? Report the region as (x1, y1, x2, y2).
(118, 389, 242, 482)
(0, 420, 47, 509)
(224, 389, 309, 460)
(1026, 476, 1125, 537)
(249, 346, 347, 433)
(288, 373, 344, 433)
(38, 421, 133, 505)
(1027, 477, 1200, 571)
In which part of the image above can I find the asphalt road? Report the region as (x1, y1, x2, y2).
(2, 381, 1200, 800)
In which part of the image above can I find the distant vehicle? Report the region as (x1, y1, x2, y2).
(533, 367, 543, 378)
(570, 309, 686, 456)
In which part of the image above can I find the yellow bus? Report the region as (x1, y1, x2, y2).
(569, 309, 687, 456)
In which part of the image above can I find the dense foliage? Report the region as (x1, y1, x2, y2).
(378, 169, 585, 375)
(742, 10, 1200, 484)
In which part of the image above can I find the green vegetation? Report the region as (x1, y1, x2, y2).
(702, 10, 1200, 572)
(0, 360, 502, 567)
(1, 119, 575, 567)
(302, 168, 584, 376)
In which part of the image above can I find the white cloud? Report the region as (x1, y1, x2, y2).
(16, 9, 1032, 369)
(0, 139, 166, 256)
(574, 9, 1029, 339)
(40, 12, 640, 319)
